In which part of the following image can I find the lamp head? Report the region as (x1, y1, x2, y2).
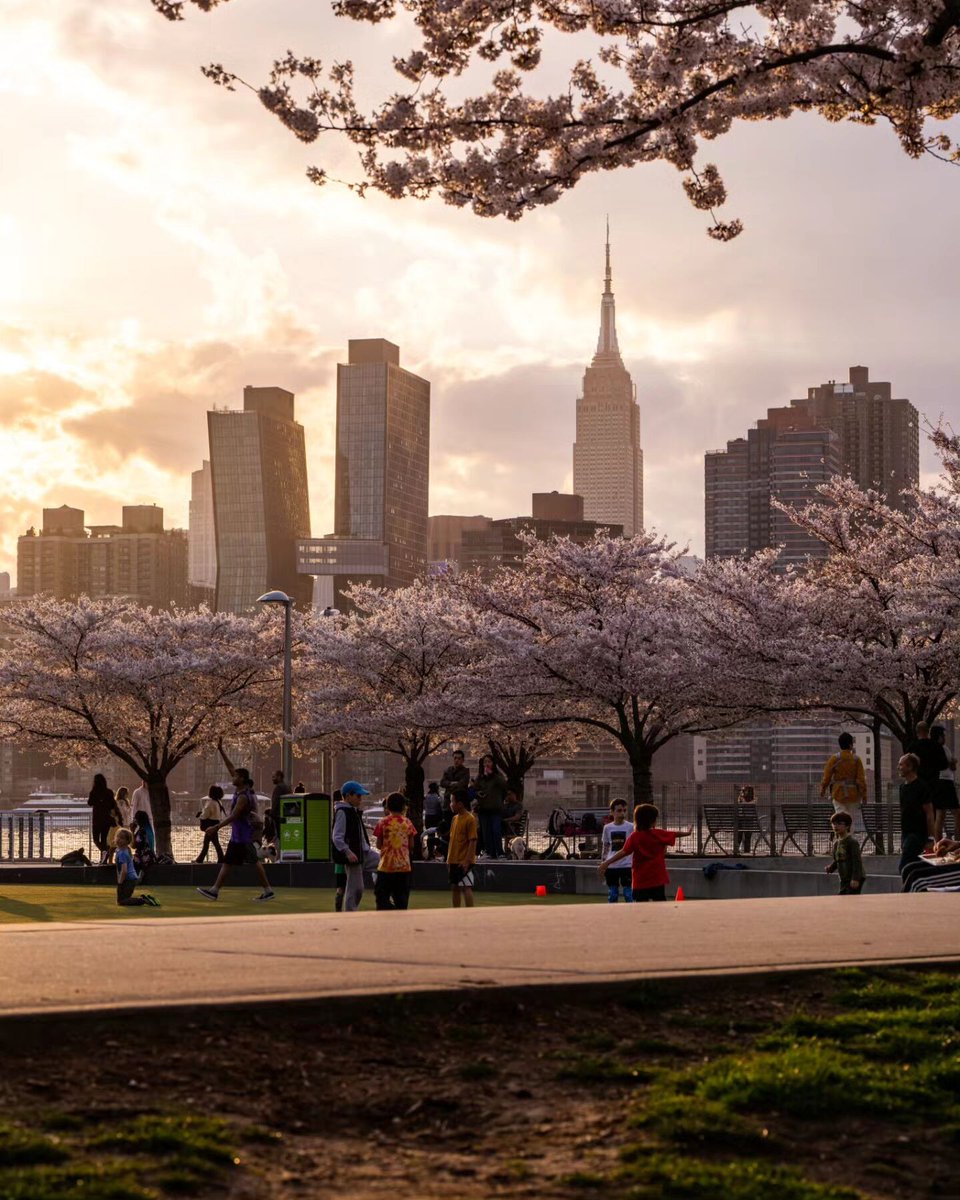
(256, 590, 292, 606)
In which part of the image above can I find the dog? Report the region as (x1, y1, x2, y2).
(60, 847, 92, 867)
(508, 836, 528, 860)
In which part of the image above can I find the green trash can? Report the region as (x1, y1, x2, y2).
(278, 793, 332, 862)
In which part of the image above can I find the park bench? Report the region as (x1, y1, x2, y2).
(702, 805, 773, 855)
(778, 803, 836, 855)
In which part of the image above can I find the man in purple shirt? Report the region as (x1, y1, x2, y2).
(197, 768, 275, 902)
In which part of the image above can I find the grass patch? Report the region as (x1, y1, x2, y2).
(0, 885, 604, 924)
(611, 1152, 864, 1199)
(0, 1112, 252, 1200)
(555, 1053, 658, 1084)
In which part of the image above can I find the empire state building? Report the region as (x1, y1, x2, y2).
(573, 228, 643, 535)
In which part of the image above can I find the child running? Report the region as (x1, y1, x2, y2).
(825, 811, 866, 894)
(115, 828, 159, 908)
(599, 803, 692, 902)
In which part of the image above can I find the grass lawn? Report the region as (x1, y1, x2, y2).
(0, 884, 604, 923)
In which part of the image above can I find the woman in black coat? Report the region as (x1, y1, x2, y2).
(87, 773, 116, 865)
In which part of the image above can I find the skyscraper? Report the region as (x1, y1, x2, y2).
(573, 225, 643, 535)
(298, 339, 430, 609)
(16, 505, 188, 607)
(188, 459, 216, 602)
(705, 365, 919, 561)
(207, 386, 312, 614)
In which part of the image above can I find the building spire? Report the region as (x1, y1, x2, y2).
(595, 217, 622, 363)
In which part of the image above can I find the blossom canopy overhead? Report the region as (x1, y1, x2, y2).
(154, 0, 960, 237)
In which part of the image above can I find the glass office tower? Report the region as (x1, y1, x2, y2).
(299, 339, 430, 610)
(208, 386, 312, 614)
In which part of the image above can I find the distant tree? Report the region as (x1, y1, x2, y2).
(458, 533, 757, 802)
(0, 598, 277, 856)
(298, 580, 477, 844)
(154, 1, 960, 237)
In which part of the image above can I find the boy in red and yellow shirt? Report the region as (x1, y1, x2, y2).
(599, 803, 692, 901)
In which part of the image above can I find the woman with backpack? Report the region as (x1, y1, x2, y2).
(819, 732, 867, 836)
(194, 785, 226, 864)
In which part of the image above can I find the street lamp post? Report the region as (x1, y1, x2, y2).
(257, 590, 293, 787)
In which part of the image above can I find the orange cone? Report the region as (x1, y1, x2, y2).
(675, 886, 686, 902)
(535, 884, 547, 897)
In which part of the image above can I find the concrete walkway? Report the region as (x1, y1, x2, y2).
(1, 894, 957, 1019)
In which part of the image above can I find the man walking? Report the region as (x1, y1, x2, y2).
(197, 768, 274, 902)
(332, 781, 373, 912)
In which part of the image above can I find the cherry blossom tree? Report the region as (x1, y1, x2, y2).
(777, 477, 960, 751)
(0, 597, 279, 856)
(298, 580, 479, 841)
(154, 1, 960, 237)
(457, 533, 759, 802)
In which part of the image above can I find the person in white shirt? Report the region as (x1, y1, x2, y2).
(601, 798, 635, 903)
(131, 781, 153, 828)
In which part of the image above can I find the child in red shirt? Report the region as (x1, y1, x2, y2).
(599, 803, 692, 901)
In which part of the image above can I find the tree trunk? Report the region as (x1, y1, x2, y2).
(629, 750, 653, 806)
(148, 776, 173, 858)
(404, 758, 426, 860)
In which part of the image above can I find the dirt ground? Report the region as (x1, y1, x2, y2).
(0, 970, 954, 1200)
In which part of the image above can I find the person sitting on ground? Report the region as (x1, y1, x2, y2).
(819, 733, 867, 836)
(598, 803, 693, 902)
(115, 828, 159, 908)
(825, 811, 865, 895)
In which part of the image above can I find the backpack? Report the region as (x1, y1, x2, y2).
(547, 807, 569, 836)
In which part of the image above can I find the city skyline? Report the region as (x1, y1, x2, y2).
(2, 1, 960, 584)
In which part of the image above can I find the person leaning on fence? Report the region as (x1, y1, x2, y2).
(819, 733, 867, 835)
(599, 803, 693, 903)
(87, 774, 116, 865)
(734, 785, 757, 855)
(825, 811, 865, 895)
(600, 798, 634, 903)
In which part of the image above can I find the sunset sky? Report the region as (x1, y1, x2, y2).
(3, 0, 959, 583)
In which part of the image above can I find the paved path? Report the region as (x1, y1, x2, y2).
(1, 894, 958, 1018)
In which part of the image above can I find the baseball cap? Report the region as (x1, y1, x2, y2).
(340, 780, 370, 797)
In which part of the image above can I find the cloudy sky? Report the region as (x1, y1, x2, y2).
(2, 0, 959, 582)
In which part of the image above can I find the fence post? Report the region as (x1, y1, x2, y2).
(38, 812, 45, 860)
(17, 816, 23, 860)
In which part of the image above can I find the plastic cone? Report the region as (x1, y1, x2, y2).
(675, 886, 686, 902)
(535, 884, 548, 897)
